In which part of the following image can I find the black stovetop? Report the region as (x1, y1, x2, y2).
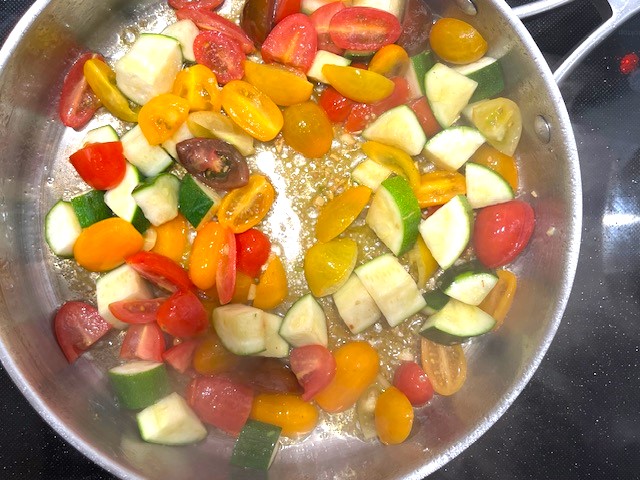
(1, 0, 639, 478)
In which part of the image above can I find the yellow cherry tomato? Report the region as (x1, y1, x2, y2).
(375, 386, 414, 445)
(415, 171, 467, 208)
(252, 254, 288, 310)
(250, 393, 319, 437)
(188, 221, 228, 291)
(429, 18, 488, 65)
(315, 185, 372, 242)
(172, 64, 222, 112)
(218, 175, 276, 233)
(282, 101, 333, 158)
(151, 213, 189, 264)
(420, 338, 467, 396)
(369, 44, 410, 78)
(83, 58, 138, 122)
(479, 269, 517, 330)
(470, 144, 519, 191)
(232, 271, 255, 304)
(322, 65, 395, 104)
(138, 93, 190, 145)
(468, 97, 522, 156)
(243, 61, 314, 106)
(192, 334, 238, 375)
(405, 236, 438, 289)
(304, 238, 358, 297)
(221, 80, 284, 141)
(314, 341, 380, 413)
(361, 141, 420, 190)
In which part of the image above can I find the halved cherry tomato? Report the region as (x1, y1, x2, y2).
(189, 221, 228, 291)
(192, 334, 238, 375)
(108, 298, 165, 324)
(408, 96, 441, 138)
(479, 269, 517, 329)
(74, 218, 144, 272)
(420, 337, 466, 396)
(186, 375, 253, 436)
(406, 235, 438, 289)
(470, 144, 519, 192)
(241, 0, 277, 47)
(361, 140, 420, 189)
(250, 393, 319, 437)
(221, 80, 283, 141)
(318, 86, 354, 123)
(252, 254, 288, 310)
(289, 345, 337, 401)
(162, 339, 200, 373)
(323, 65, 394, 104)
(310, 1, 346, 54)
(232, 357, 302, 394)
(126, 251, 193, 293)
(369, 44, 410, 77)
(429, 17, 488, 65)
(282, 101, 333, 158)
(315, 185, 372, 242)
(187, 110, 255, 157)
(243, 61, 313, 106)
(329, 7, 401, 51)
(151, 213, 189, 264)
(54, 301, 112, 363)
(393, 361, 434, 406)
(218, 175, 276, 233)
(138, 93, 190, 145)
(83, 58, 138, 123)
(176, 8, 255, 53)
(304, 238, 358, 297)
(168, 0, 224, 9)
(156, 290, 208, 338)
(261, 13, 318, 72)
(415, 171, 466, 208)
(69, 142, 126, 190)
(120, 323, 166, 363)
(172, 64, 222, 112)
(375, 386, 413, 445)
(468, 97, 522, 156)
(236, 229, 271, 278)
(474, 200, 535, 268)
(396, 0, 433, 56)
(215, 228, 237, 305)
(59, 52, 102, 130)
(193, 30, 246, 85)
(274, 0, 301, 23)
(232, 272, 255, 303)
(344, 76, 409, 131)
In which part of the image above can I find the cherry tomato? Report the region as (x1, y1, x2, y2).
(221, 80, 283, 141)
(186, 375, 253, 436)
(138, 93, 190, 145)
(470, 144, 519, 192)
(261, 13, 318, 72)
(408, 96, 441, 138)
(361, 140, 420, 189)
(189, 221, 229, 291)
(243, 61, 313, 107)
(193, 30, 246, 85)
(120, 323, 166, 363)
(215, 227, 237, 305)
(108, 298, 165, 324)
(396, 0, 433, 56)
(315, 185, 372, 242)
(329, 7, 401, 51)
(193, 334, 239, 375)
(318, 86, 354, 123)
(323, 65, 394, 104)
(420, 337, 466, 396)
(344, 76, 409, 131)
(150, 213, 189, 264)
(282, 101, 333, 158)
(479, 269, 517, 329)
(304, 238, 358, 297)
(274, 0, 301, 23)
(59, 52, 102, 130)
(83, 58, 138, 123)
(218, 175, 276, 233)
(468, 97, 522, 156)
(162, 339, 200, 374)
(176, 138, 249, 190)
(156, 290, 208, 338)
(374, 386, 414, 444)
(429, 17, 488, 65)
(250, 393, 319, 437)
(241, 0, 277, 47)
(126, 251, 193, 293)
(393, 361, 434, 406)
(252, 254, 288, 310)
(172, 64, 222, 112)
(232, 272, 255, 303)
(176, 8, 255, 53)
(474, 200, 535, 268)
(415, 171, 466, 208)
(235, 229, 271, 278)
(369, 44, 410, 78)
(168, 0, 223, 9)
(314, 341, 379, 413)
(54, 301, 111, 363)
(289, 345, 337, 401)
(232, 357, 302, 394)
(69, 142, 126, 190)
(309, 1, 346, 54)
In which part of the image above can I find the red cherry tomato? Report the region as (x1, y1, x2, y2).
(319, 86, 355, 123)
(396, 0, 433, 56)
(474, 200, 536, 268)
(232, 358, 303, 394)
(345, 76, 409, 133)
(126, 251, 193, 293)
(235, 229, 271, 278)
(168, 0, 224, 9)
(329, 7, 401, 52)
(193, 30, 247, 85)
(54, 301, 112, 363)
(59, 52, 103, 130)
(408, 96, 441, 138)
(392, 361, 434, 406)
(216, 228, 237, 305)
(186, 375, 254, 436)
(157, 290, 208, 338)
(176, 8, 255, 53)
(274, 0, 301, 23)
(108, 298, 166, 324)
(310, 2, 346, 54)
(119, 323, 166, 362)
(69, 142, 126, 190)
(261, 13, 318, 72)
(290, 344, 337, 401)
(162, 339, 200, 373)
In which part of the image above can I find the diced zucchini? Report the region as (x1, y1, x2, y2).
(438, 261, 499, 306)
(132, 173, 180, 227)
(45, 200, 82, 258)
(259, 313, 290, 358)
(96, 264, 153, 329)
(162, 20, 199, 63)
(187, 111, 255, 156)
(103, 162, 150, 233)
(352, 158, 392, 190)
(307, 51, 351, 84)
(231, 420, 282, 471)
(83, 125, 119, 145)
(425, 63, 478, 128)
(356, 382, 385, 440)
(453, 57, 504, 103)
(212, 304, 266, 355)
(137, 392, 208, 445)
(421, 289, 450, 316)
(178, 174, 222, 229)
(280, 294, 328, 347)
(121, 125, 174, 177)
(109, 361, 170, 410)
(419, 298, 496, 345)
(362, 105, 426, 156)
(162, 121, 194, 160)
(464, 162, 514, 209)
(405, 50, 436, 99)
(70, 190, 113, 228)
(333, 274, 382, 334)
(423, 126, 485, 172)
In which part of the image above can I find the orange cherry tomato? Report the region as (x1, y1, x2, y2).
(314, 341, 379, 413)
(374, 386, 414, 445)
(470, 144, 519, 191)
(221, 80, 283, 141)
(243, 61, 314, 107)
(315, 185, 372, 242)
(73, 218, 144, 272)
(151, 213, 189, 264)
(429, 18, 488, 65)
(138, 93, 190, 145)
(479, 269, 517, 329)
(188, 221, 228, 291)
(172, 64, 222, 112)
(322, 65, 395, 104)
(218, 175, 276, 233)
(232, 272, 255, 304)
(252, 255, 288, 310)
(250, 393, 319, 437)
(282, 101, 333, 158)
(192, 334, 239, 375)
(415, 171, 467, 208)
(420, 338, 467, 396)
(368, 44, 410, 78)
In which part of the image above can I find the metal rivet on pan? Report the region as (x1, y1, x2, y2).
(534, 115, 551, 143)
(454, 0, 478, 15)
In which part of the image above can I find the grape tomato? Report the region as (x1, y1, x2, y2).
(261, 13, 318, 72)
(329, 6, 402, 51)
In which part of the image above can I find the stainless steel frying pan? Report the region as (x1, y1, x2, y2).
(0, 0, 635, 478)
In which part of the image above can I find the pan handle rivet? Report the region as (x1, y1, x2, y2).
(534, 115, 551, 143)
(454, 0, 478, 15)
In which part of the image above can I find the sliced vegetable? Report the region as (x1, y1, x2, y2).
(425, 63, 478, 128)
(162, 19, 201, 63)
(393, 361, 433, 406)
(351, 159, 392, 190)
(137, 392, 208, 445)
(96, 264, 153, 329)
(405, 235, 438, 290)
(438, 261, 498, 306)
(193, 30, 246, 85)
(45, 201, 83, 258)
(423, 126, 485, 172)
(84, 58, 139, 123)
(212, 304, 266, 355)
(69, 142, 127, 191)
(415, 171, 466, 209)
(318, 85, 355, 123)
(244, 61, 314, 106)
(54, 301, 112, 363)
(396, 0, 432, 55)
(138, 93, 190, 146)
(187, 110, 255, 156)
(332, 273, 382, 334)
(236, 229, 271, 278)
(479, 269, 517, 329)
(282, 101, 333, 158)
(261, 13, 318, 72)
(307, 50, 352, 84)
(289, 344, 336, 401)
(108, 298, 164, 325)
(465, 162, 514, 209)
(260, 314, 290, 358)
(132, 174, 180, 227)
(345, 76, 410, 133)
(231, 420, 282, 470)
(192, 334, 239, 375)
(430, 18, 487, 65)
(470, 144, 518, 192)
(109, 361, 169, 410)
(120, 322, 166, 362)
(176, 8, 255, 54)
(328, 7, 402, 51)
(279, 294, 328, 347)
(121, 125, 173, 178)
(103, 163, 150, 233)
(315, 185, 372, 242)
(150, 213, 189, 263)
(419, 298, 497, 345)
(178, 174, 222, 229)
(361, 141, 419, 189)
(157, 290, 208, 337)
(304, 238, 358, 298)
(362, 105, 426, 156)
(59, 52, 102, 130)
(217, 174, 276, 233)
(453, 56, 504, 103)
(215, 227, 237, 305)
(464, 97, 522, 156)
(322, 65, 394, 104)
(407, 96, 441, 138)
(83, 125, 119, 145)
(369, 44, 410, 77)
(250, 393, 319, 437)
(420, 337, 466, 396)
(189, 221, 228, 291)
(253, 255, 288, 310)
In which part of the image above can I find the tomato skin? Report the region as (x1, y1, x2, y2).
(126, 251, 194, 293)
(250, 393, 319, 437)
(315, 185, 372, 242)
(309, 1, 346, 54)
(261, 13, 318, 72)
(162, 339, 200, 373)
(319, 86, 354, 123)
(252, 254, 288, 310)
(168, 0, 224, 9)
(282, 101, 333, 157)
(54, 301, 112, 363)
(176, 8, 255, 53)
(108, 298, 165, 324)
(375, 386, 414, 445)
(120, 323, 166, 363)
(289, 345, 337, 401)
(83, 58, 139, 123)
(59, 52, 102, 130)
(329, 7, 402, 51)
(156, 291, 207, 338)
(215, 228, 237, 305)
(429, 18, 488, 65)
(193, 334, 239, 375)
(193, 30, 246, 85)
(186, 375, 254, 436)
(474, 200, 535, 268)
(138, 93, 190, 145)
(235, 229, 271, 278)
(408, 96, 441, 138)
(172, 64, 222, 112)
(69, 142, 126, 190)
(189, 221, 228, 291)
(393, 361, 434, 406)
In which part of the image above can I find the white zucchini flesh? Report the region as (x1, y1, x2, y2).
(45, 201, 82, 258)
(362, 105, 427, 156)
(425, 63, 478, 128)
(137, 392, 208, 445)
(212, 304, 266, 355)
(162, 20, 199, 63)
(352, 0, 406, 19)
(162, 121, 194, 160)
(465, 162, 514, 209)
(442, 270, 499, 306)
(121, 125, 174, 178)
(96, 264, 153, 329)
(352, 158, 392, 191)
(280, 294, 328, 347)
(83, 125, 119, 145)
(104, 162, 143, 222)
(423, 127, 486, 172)
(419, 298, 496, 345)
(132, 174, 181, 227)
(333, 274, 382, 334)
(259, 313, 290, 358)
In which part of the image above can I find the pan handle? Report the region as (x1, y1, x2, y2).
(512, 0, 640, 84)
